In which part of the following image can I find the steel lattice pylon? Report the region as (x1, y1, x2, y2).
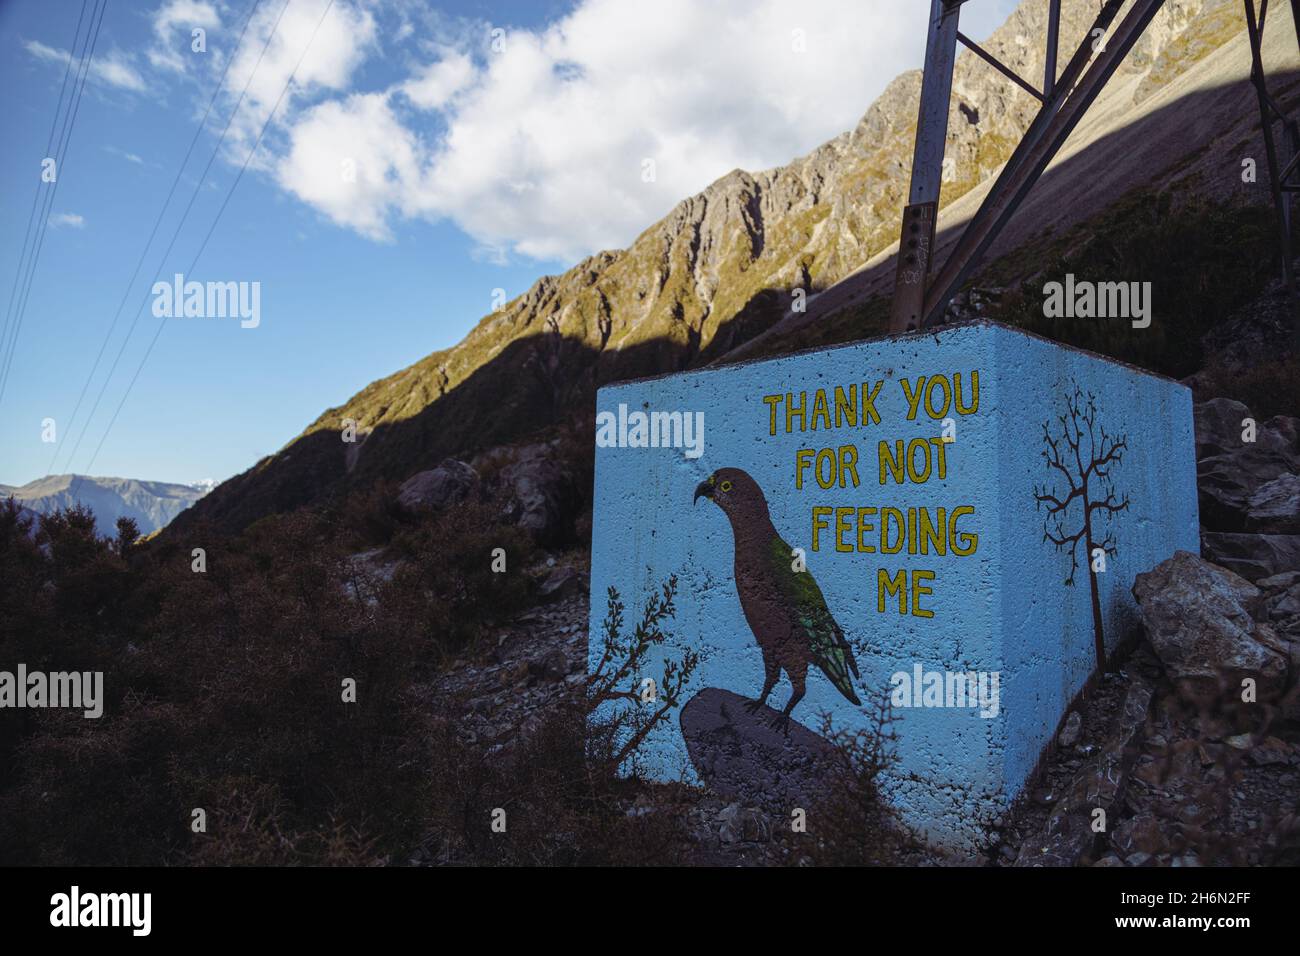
(891, 0, 1300, 337)
(1245, 0, 1300, 306)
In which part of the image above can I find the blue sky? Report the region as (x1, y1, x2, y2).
(0, 0, 1017, 488)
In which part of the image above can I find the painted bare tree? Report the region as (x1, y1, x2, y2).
(1033, 384, 1130, 672)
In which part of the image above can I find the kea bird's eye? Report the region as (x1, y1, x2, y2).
(720, 480, 733, 492)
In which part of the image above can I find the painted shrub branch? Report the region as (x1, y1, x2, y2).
(586, 574, 699, 769)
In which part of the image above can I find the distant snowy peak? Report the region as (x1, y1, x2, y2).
(0, 474, 206, 537)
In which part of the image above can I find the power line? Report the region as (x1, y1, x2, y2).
(58, 0, 292, 480)
(74, 0, 338, 490)
(0, 0, 89, 392)
(0, 0, 105, 402)
(0, 0, 103, 407)
(43, 0, 264, 478)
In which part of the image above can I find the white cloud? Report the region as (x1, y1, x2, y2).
(148, 0, 221, 73)
(24, 39, 148, 93)
(264, 0, 946, 263)
(276, 92, 424, 241)
(49, 212, 86, 228)
(104, 145, 145, 164)
(400, 50, 474, 110)
(221, 0, 377, 161)
(256, 0, 1026, 264)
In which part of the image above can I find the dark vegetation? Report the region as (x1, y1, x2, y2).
(0, 484, 545, 865)
(983, 193, 1287, 381)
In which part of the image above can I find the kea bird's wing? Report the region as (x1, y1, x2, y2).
(768, 536, 861, 705)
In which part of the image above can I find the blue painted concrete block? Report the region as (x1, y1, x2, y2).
(587, 321, 1199, 851)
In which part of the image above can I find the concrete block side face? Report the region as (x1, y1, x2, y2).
(587, 325, 1007, 850)
(990, 326, 1201, 799)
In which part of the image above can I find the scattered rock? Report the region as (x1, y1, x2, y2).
(342, 548, 403, 605)
(1265, 580, 1300, 637)
(1201, 532, 1300, 583)
(1058, 712, 1082, 748)
(1110, 811, 1167, 858)
(943, 286, 1005, 323)
(398, 459, 479, 512)
(1197, 450, 1296, 532)
(1260, 571, 1300, 592)
(1197, 283, 1297, 383)
(1016, 675, 1152, 867)
(1193, 399, 1299, 535)
(716, 803, 771, 844)
(497, 442, 581, 544)
(531, 647, 572, 681)
(1246, 474, 1300, 534)
(539, 564, 581, 600)
(1246, 737, 1292, 767)
(1193, 398, 1253, 461)
(500, 659, 531, 687)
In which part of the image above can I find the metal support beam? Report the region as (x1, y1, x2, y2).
(955, 0, 1126, 253)
(920, 0, 1166, 327)
(889, 0, 1133, 332)
(1045, 0, 1061, 98)
(958, 31, 1044, 101)
(1245, 0, 1297, 302)
(888, 0, 961, 333)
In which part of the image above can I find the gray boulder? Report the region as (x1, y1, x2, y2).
(1197, 448, 1295, 531)
(1262, 415, 1300, 456)
(397, 459, 479, 512)
(1194, 398, 1252, 461)
(1193, 399, 1299, 532)
(1132, 550, 1288, 701)
(1261, 572, 1300, 639)
(497, 441, 579, 544)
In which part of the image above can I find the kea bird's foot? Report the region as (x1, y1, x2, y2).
(743, 697, 768, 715)
(767, 711, 792, 735)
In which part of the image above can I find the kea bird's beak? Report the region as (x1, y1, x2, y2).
(693, 478, 714, 505)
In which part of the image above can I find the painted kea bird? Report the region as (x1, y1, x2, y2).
(695, 467, 860, 727)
